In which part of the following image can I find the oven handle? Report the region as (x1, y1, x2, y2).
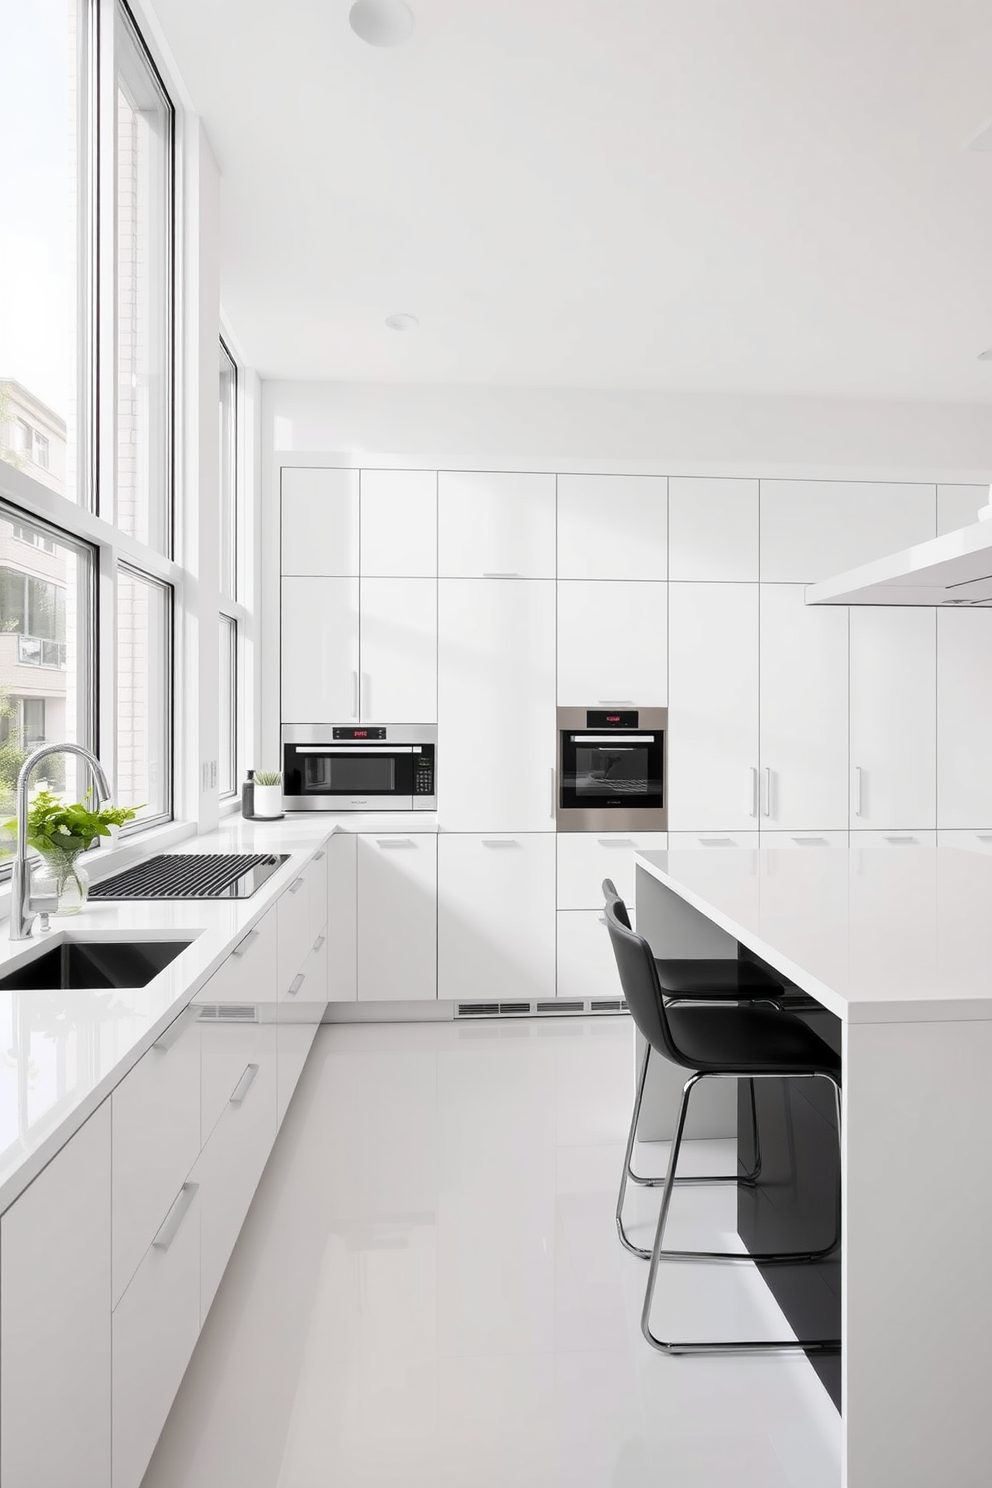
(568, 735, 658, 744)
(292, 745, 420, 754)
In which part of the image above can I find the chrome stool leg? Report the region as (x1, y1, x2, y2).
(640, 1071, 843, 1355)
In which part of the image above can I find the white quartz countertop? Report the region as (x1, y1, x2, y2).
(636, 846, 992, 1025)
(0, 811, 430, 1215)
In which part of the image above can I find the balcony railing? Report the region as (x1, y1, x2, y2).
(16, 634, 67, 669)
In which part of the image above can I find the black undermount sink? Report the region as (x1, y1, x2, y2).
(0, 939, 192, 992)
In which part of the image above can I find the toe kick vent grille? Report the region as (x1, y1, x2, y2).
(196, 1003, 259, 1022)
(455, 998, 629, 1020)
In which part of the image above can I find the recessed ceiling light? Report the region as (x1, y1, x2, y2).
(978, 349, 992, 361)
(349, 0, 414, 47)
(385, 313, 419, 332)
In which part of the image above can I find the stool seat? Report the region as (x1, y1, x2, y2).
(655, 958, 783, 999)
(667, 1004, 840, 1077)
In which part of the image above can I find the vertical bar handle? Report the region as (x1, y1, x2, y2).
(854, 765, 863, 818)
(352, 670, 359, 719)
(232, 928, 260, 958)
(230, 1063, 259, 1105)
(749, 767, 758, 818)
(550, 767, 556, 820)
(287, 973, 305, 997)
(762, 767, 771, 818)
(152, 1182, 198, 1252)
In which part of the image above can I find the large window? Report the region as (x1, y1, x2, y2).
(117, 566, 171, 824)
(218, 614, 236, 798)
(219, 340, 237, 598)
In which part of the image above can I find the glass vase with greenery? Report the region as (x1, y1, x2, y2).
(3, 791, 138, 914)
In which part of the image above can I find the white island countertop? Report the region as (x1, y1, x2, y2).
(636, 845, 992, 1024)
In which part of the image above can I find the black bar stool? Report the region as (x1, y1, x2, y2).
(603, 879, 784, 1259)
(604, 896, 841, 1354)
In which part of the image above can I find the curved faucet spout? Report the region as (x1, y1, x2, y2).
(10, 743, 115, 941)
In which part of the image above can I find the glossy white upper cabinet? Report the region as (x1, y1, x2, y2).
(1, 1102, 111, 1488)
(438, 579, 556, 830)
(360, 469, 437, 577)
(759, 480, 936, 582)
(281, 467, 359, 576)
(759, 584, 849, 831)
(850, 609, 936, 830)
(359, 578, 437, 722)
(557, 474, 667, 579)
(937, 483, 987, 537)
(937, 608, 992, 827)
(669, 477, 759, 581)
(357, 834, 438, 1001)
(557, 580, 667, 705)
(437, 833, 556, 1002)
(668, 583, 759, 831)
(281, 577, 360, 723)
(438, 471, 556, 577)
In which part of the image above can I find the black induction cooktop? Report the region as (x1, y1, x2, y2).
(88, 852, 289, 901)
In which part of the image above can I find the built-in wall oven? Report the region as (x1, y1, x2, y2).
(556, 707, 667, 831)
(282, 725, 437, 811)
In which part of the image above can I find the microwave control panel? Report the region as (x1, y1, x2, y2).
(414, 746, 435, 796)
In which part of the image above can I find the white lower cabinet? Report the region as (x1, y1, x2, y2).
(556, 830, 667, 910)
(851, 830, 937, 849)
(758, 830, 849, 848)
(937, 830, 992, 855)
(196, 1020, 278, 1319)
(557, 910, 622, 1001)
(668, 831, 760, 849)
(437, 833, 556, 1003)
(357, 833, 438, 1000)
(112, 1177, 201, 1488)
(278, 923, 328, 1126)
(111, 1005, 201, 1307)
(327, 831, 358, 1001)
(1, 1103, 111, 1488)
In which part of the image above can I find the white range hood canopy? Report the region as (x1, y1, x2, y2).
(807, 503, 992, 608)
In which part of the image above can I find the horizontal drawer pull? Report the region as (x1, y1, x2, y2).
(375, 838, 416, 848)
(230, 1063, 259, 1105)
(597, 838, 635, 847)
(152, 1008, 190, 1053)
(481, 571, 521, 578)
(287, 973, 305, 997)
(481, 839, 520, 848)
(977, 835, 992, 843)
(791, 836, 827, 845)
(289, 876, 306, 894)
(152, 1182, 198, 1253)
(232, 928, 260, 958)
(884, 836, 918, 845)
(314, 849, 326, 861)
(313, 934, 326, 951)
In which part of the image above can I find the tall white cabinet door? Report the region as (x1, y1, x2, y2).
(557, 580, 667, 706)
(850, 608, 936, 830)
(668, 583, 759, 831)
(360, 577, 437, 722)
(759, 480, 935, 582)
(438, 471, 556, 577)
(1, 1102, 111, 1488)
(437, 834, 556, 1003)
(280, 467, 359, 576)
(937, 608, 992, 826)
(357, 834, 438, 1001)
(557, 474, 667, 579)
(327, 831, 358, 1002)
(360, 469, 437, 576)
(438, 579, 556, 830)
(759, 585, 849, 832)
(281, 577, 360, 723)
(669, 477, 759, 582)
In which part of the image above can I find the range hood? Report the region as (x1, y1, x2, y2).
(806, 518, 992, 608)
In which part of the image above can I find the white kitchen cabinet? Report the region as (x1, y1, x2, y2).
(759, 584, 849, 832)
(281, 576, 360, 722)
(937, 608, 992, 827)
(277, 864, 312, 995)
(360, 468, 437, 577)
(194, 905, 279, 1012)
(281, 467, 359, 577)
(437, 579, 556, 830)
(669, 477, 759, 581)
(937, 483, 986, 536)
(357, 833, 438, 1000)
(308, 842, 329, 933)
(759, 479, 935, 583)
(437, 833, 556, 1003)
(668, 583, 759, 832)
(759, 830, 849, 848)
(278, 927, 327, 1126)
(851, 830, 937, 849)
(359, 577, 437, 722)
(112, 1177, 201, 1488)
(667, 831, 760, 848)
(438, 470, 556, 577)
(197, 1020, 278, 1319)
(937, 830, 992, 855)
(1, 1102, 111, 1488)
(556, 580, 667, 705)
(556, 910, 623, 1001)
(556, 473, 667, 580)
(556, 830, 667, 910)
(111, 1006, 201, 1308)
(327, 831, 358, 1002)
(850, 608, 936, 830)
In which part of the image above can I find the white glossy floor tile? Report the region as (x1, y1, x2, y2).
(143, 1017, 841, 1488)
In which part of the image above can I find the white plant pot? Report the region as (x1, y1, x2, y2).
(253, 783, 282, 818)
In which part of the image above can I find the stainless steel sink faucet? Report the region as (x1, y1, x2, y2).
(10, 743, 113, 941)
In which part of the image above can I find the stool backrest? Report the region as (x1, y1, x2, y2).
(603, 896, 679, 1061)
(601, 877, 632, 929)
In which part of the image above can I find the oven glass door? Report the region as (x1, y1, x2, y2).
(559, 733, 664, 809)
(284, 745, 416, 800)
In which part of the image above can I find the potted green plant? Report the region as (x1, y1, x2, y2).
(252, 771, 283, 819)
(3, 791, 138, 915)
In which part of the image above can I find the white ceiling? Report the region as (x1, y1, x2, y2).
(152, 0, 992, 400)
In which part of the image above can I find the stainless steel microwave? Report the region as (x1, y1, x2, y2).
(282, 725, 437, 811)
(556, 707, 667, 831)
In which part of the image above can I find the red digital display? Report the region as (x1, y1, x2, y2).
(354, 730, 368, 738)
(606, 715, 620, 723)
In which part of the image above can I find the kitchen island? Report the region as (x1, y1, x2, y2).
(635, 845, 992, 1488)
